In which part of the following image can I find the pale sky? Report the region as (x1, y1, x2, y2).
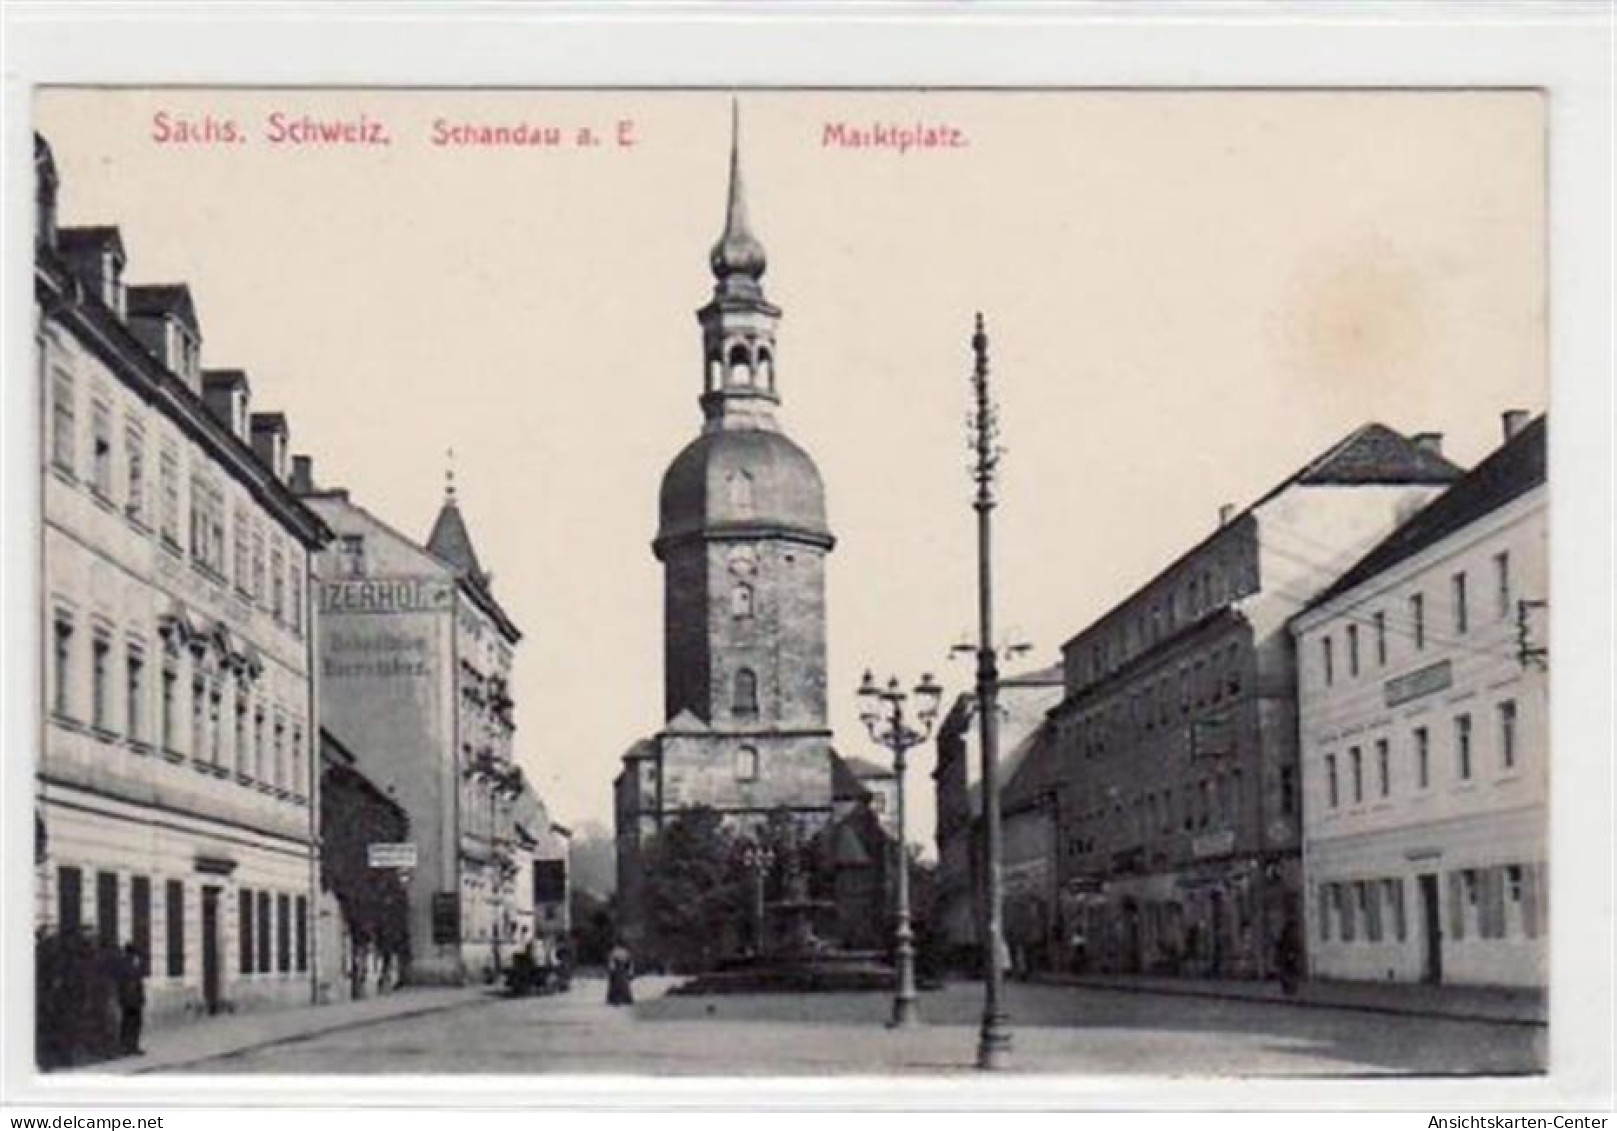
(36, 89, 1546, 850)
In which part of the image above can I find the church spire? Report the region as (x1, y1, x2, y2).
(696, 101, 783, 428)
(709, 100, 767, 295)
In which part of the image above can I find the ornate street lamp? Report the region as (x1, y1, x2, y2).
(740, 840, 776, 956)
(857, 667, 944, 1028)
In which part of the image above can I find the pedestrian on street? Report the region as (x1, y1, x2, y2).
(1275, 917, 1302, 997)
(606, 942, 634, 1006)
(114, 942, 147, 1057)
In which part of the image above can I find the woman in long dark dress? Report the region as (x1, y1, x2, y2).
(606, 944, 634, 1006)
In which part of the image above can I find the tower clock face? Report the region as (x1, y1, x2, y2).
(726, 546, 757, 575)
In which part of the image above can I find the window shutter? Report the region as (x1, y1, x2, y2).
(1489, 868, 1508, 939)
(1341, 885, 1356, 942)
(1448, 872, 1464, 941)
(1522, 864, 1540, 939)
(1366, 883, 1382, 941)
(1317, 885, 1330, 942)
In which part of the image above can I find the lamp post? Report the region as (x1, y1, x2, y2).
(967, 312, 1013, 1069)
(858, 668, 944, 1029)
(740, 840, 776, 956)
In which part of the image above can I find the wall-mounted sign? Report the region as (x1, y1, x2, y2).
(1385, 659, 1453, 708)
(320, 577, 453, 615)
(1192, 829, 1237, 859)
(1189, 716, 1234, 758)
(368, 842, 418, 869)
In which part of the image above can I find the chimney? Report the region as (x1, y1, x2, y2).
(1502, 410, 1530, 443)
(289, 455, 315, 495)
(35, 134, 58, 249)
(1217, 503, 1236, 528)
(250, 412, 290, 481)
(201, 370, 252, 442)
(1412, 432, 1444, 457)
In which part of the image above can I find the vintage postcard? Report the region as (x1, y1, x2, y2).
(5, 5, 1614, 1115)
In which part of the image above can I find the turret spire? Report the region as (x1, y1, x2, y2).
(709, 100, 767, 291)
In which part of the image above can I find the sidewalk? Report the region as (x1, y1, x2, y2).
(76, 985, 494, 1075)
(1033, 970, 1546, 1025)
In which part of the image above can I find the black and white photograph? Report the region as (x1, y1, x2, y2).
(3, 3, 1613, 1118)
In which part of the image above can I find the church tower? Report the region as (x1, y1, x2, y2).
(650, 105, 835, 813)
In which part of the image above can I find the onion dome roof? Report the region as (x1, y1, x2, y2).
(656, 428, 831, 551)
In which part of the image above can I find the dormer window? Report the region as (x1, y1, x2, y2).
(100, 248, 126, 316)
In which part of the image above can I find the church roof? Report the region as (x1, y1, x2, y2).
(656, 427, 831, 552)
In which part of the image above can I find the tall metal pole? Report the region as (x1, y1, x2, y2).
(971, 312, 1012, 1070)
(890, 719, 918, 1028)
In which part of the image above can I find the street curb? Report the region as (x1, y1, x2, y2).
(121, 991, 498, 1075)
(1032, 976, 1547, 1028)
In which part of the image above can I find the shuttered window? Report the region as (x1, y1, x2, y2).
(257, 891, 272, 973)
(277, 894, 291, 972)
(165, 880, 185, 976)
(240, 888, 255, 974)
(1448, 872, 1465, 941)
(131, 876, 151, 967)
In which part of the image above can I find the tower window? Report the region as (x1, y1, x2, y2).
(756, 348, 774, 390)
(727, 342, 752, 387)
(726, 470, 753, 511)
(731, 583, 754, 619)
(733, 668, 758, 715)
(735, 745, 759, 782)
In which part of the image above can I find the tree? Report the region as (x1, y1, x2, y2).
(641, 806, 751, 971)
(569, 889, 616, 967)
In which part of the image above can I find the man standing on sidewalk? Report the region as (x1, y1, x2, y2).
(115, 942, 147, 1056)
(1274, 918, 1302, 998)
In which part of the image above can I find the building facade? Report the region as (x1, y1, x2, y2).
(930, 665, 1064, 966)
(614, 120, 842, 957)
(316, 729, 410, 1003)
(35, 135, 330, 1024)
(1292, 414, 1547, 988)
(1050, 424, 1461, 979)
(300, 472, 524, 985)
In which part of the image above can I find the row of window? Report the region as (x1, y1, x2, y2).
(49, 608, 307, 798)
(1317, 863, 1543, 944)
(1065, 762, 1298, 851)
(49, 368, 305, 637)
(1064, 641, 1245, 760)
(54, 865, 309, 978)
(1078, 550, 1256, 684)
(1321, 699, 1520, 810)
(1318, 553, 1514, 688)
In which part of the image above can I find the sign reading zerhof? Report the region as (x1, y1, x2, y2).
(368, 842, 419, 869)
(320, 576, 454, 614)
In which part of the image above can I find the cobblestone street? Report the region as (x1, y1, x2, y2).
(140, 975, 1545, 1077)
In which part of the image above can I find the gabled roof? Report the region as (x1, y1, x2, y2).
(1002, 662, 1064, 688)
(1063, 422, 1464, 656)
(1269, 421, 1462, 496)
(840, 755, 893, 780)
(1309, 415, 1546, 611)
(830, 751, 873, 802)
(663, 708, 711, 735)
(127, 283, 199, 333)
